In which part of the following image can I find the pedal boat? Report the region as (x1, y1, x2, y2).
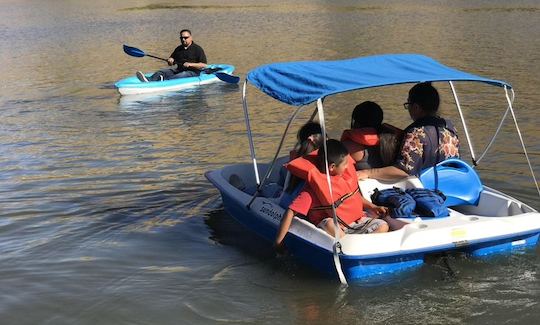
(205, 54, 540, 283)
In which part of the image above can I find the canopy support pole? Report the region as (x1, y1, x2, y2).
(242, 80, 260, 186)
(476, 93, 513, 164)
(246, 105, 306, 209)
(503, 86, 540, 198)
(449, 81, 477, 165)
(317, 98, 348, 286)
(309, 105, 318, 122)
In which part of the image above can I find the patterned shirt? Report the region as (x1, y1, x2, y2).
(395, 116, 460, 176)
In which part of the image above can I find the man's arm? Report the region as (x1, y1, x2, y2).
(183, 62, 207, 70)
(169, 47, 179, 66)
(357, 165, 409, 181)
(183, 45, 207, 70)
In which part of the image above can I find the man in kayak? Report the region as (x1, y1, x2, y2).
(136, 29, 208, 82)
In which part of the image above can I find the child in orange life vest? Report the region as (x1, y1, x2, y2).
(290, 121, 323, 160)
(284, 122, 323, 194)
(274, 139, 389, 250)
(342, 101, 403, 170)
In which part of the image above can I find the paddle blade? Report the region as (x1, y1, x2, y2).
(215, 72, 240, 84)
(123, 45, 145, 58)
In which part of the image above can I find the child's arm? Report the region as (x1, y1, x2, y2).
(275, 187, 312, 250)
(274, 208, 295, 249)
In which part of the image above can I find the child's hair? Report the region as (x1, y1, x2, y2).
(292, 122, 323, 157)
(297, 122, 322, 142)
(286, 122, 323, 193)
(317, 139, 349, 172)
(295, 134, 323, 157)
(378, 132, 401, 167)
(351, 101, 383, 130)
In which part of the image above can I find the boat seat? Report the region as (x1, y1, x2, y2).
(277, 171, 305, 209)
(260, 183, 283, 198)
(419, 159, 483, 207)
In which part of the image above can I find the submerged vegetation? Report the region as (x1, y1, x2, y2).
(121, 4, 269, 11)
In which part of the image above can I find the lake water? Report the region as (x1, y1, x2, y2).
(0, 0, 539, 324)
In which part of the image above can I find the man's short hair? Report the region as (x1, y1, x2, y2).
(409, 82, 440, 113)
(180, 29, 192, 35)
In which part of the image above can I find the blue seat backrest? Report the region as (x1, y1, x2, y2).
(419, 159, 483, 207)
(279, 180, 305, 209)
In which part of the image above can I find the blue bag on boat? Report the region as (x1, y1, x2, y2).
(405, 188, 449, 218)
(371, 187, 416, 218)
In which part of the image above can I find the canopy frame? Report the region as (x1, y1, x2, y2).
(246, 54, 512, 106)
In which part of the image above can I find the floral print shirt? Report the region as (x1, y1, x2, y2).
(395, 117, 460, 176)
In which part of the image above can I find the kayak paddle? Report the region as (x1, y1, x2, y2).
(123, 44, 168, 62)
(213, 72, 240, 84)
(122, 44, 240, 83)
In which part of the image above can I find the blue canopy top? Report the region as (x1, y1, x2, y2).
(246, 54, 511, 106)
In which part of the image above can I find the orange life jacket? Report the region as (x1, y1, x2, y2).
(285, 151, 364, 225)
(341, 128, 381, 170)
(340, 127, 379, 146)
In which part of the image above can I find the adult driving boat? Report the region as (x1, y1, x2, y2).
(205, 54, 540, 284)
(115, 45, 238, 95)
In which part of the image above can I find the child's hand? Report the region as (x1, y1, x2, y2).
(273, 241, 287, 256)
(367, 205, 388, 218)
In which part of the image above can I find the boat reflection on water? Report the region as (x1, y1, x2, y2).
(117, 82, 239, 112)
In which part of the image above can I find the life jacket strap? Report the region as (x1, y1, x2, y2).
(310, 187, 374, 231)
(310, 187, 360, 211)
(334, 212, 375, 232)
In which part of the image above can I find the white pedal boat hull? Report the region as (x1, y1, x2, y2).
(206, 161, 540, 280)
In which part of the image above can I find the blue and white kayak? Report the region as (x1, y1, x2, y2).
(115, 64, 235, 95)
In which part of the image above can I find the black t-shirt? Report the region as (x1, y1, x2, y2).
(170, 42, 207, 72)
